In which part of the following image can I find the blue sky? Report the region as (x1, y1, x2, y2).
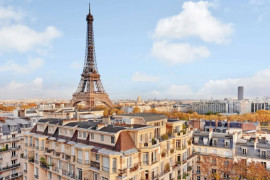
(0, 0, 270, 100)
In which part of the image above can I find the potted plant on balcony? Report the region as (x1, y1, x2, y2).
(152, 138, 157, 145)
(161, 151, 166, 157)
(161, 134, 168, 141)
(164, 163, 170, 172)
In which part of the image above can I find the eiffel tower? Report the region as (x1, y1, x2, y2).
(71, 5, 113, 109)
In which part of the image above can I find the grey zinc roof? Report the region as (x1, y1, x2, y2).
(64, 121, 100, 129)
(98, 125, 126, 133)
(120, 113, 167, 122)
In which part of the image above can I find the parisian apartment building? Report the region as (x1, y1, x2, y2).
(20, 113, 270, 180)
(0, 118, 31, 180)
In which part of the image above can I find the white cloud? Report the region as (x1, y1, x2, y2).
(154, 1, 233, 44)
(146, 67, 270, 99)
(0, 78, 43, 99)
(0, 57, 44, 73)
(0, 5, 61, 53)
(132, 72, 159, 82)
(0, 6, 24, 22)
(0, 78, 74, 99)
(0, 25, 61, 53)
(151, 41, 210, 65)
(150, 1, 233, 65)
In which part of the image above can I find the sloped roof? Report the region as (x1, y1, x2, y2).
(114, 131, 136, 152)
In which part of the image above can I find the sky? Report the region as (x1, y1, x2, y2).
(0, 0, 270, 100)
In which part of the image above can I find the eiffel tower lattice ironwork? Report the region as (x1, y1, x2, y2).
(71, 5, 113, 109)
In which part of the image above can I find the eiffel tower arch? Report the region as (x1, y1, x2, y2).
(71, 5, 113, 109)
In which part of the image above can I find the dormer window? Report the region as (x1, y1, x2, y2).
(213, 139, 217, 146)
(83, 132, 86, 138)
(225, 141, 230, 147)
(261, 150, 266, 158)
(101, 135, 104, 141)
(242, 148, 247, 156)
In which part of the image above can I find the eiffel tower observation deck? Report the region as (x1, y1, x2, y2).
(71, 4, 113, 109)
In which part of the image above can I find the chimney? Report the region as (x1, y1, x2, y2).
(96, 123, 106, 130)
(102, 117, 111, 125)
(254, 137, 258, 150)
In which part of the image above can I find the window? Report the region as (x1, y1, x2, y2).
(12, 134, 15, 138)
(143, 153, 149, 165)
(71, 147, 75, 156)
(225, 141, 229, 147)
(83, 132, 86, 138)
(197, 176, 201, 180)
(69, 129, 72, 135)
(78, 150, 83, 164)
(101, 135, 104, 141)
(242, 148, 247, 156)
(85, 151, 89, 164)
(64, 129, 67, 135)
(24, 163, 27, 171)
(79, 132, 82, 137)
(111, 137, 115, 144)
(102, 157, 109, 172)
(127, 156, 132, 168)
(12, 160, 16, 165)
(94, 173, 98, 180)
(261, 150, 266, 158)
(112, 158, 117, 173)
(213, 139, 217, 146)
(176, 141, 181, 149)
(58, 175, 61, 180)
(58, 160, 61, 169)
(212, 159, 216, 165)
(151, 151, 157, 163)
(61, 144, 64, 152)
(91, 133, 94, 139)
(102, 178, 108, 180)
(12, 151, 16, 157)
(49, 172, 52, 180)
(35, 167, 39, 178)
(52, 141, 55, 149)
(96, 154, 99, 161)
(197, 166, 200, 173)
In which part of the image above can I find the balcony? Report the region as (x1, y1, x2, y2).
(11, 172, 22, 179)
(90, 161, 100, 170)
(28, 157, 34, 163)
(102, 166, 109, 172)
(129, 163, 140, 173)
(0, 163, 20, 172)
(118, 168, 127, 177)
(53, 167, 59, 173)
(62, 169, 75, 179)
(65, 155, 71, 161)
(55, 152, 61, 157)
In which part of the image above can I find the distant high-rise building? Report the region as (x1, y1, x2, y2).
(137, 96, 142, 103)
(238, 86, 244, 100)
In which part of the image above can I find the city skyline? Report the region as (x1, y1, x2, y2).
(1, 0, 270, 100)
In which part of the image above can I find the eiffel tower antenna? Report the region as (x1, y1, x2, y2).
(71, 4, 113, 110)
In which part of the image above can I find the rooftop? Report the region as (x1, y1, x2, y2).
(119, 113, 167, 122)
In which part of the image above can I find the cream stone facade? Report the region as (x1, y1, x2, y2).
(22, 114, 195, 180)
(0, 119, 31, 180)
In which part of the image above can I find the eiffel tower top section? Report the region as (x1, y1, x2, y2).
(83, 3, 99, 76)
